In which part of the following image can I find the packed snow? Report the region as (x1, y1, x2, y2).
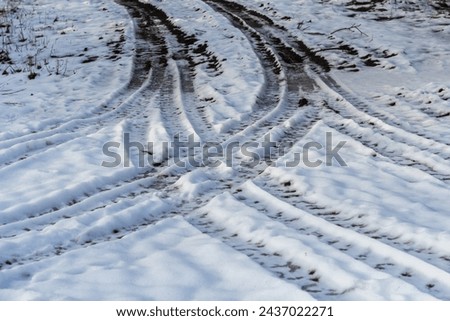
(0, 0, 449, 300)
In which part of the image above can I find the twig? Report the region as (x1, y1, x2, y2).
(331, 24, 368, 37)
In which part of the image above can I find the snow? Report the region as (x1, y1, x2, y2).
(0, 0, 134, 139)
(140, 0, 265, 134)
(0, 216, 312, 300)
(0, 0, 450, 301)
(193, 191, 435, 300)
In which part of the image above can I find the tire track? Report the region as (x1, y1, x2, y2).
(326, 75, 450, 147)
(253, 173, 450, 277)
(318, 74, 450, 158)
(179, 1, 448, 299)
(0, 0, 221, 224)
(0, 0, 313, 227)
(0, 0, 166, 169)
(324, 109, 450, 184)
(234, 180, 450, 299)
(133, 2, 210, 142)
(187, 189, 438, 300)
(0, 0, 319, 269)
(4, 0, 446, 302)
(320, 99, 450, 184)
(0, 100, 317, 270)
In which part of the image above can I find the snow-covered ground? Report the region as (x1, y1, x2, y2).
(0, 0, 134, 138)
(0, 0, 449, 300)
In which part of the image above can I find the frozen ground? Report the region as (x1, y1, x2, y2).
(0, 0, 449, 300)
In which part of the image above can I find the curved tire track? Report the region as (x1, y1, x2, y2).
(1, 0, 449, 301)
(0, 0, 317, 271)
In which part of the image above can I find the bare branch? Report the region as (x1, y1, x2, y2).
(331, 24, 368, 37)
